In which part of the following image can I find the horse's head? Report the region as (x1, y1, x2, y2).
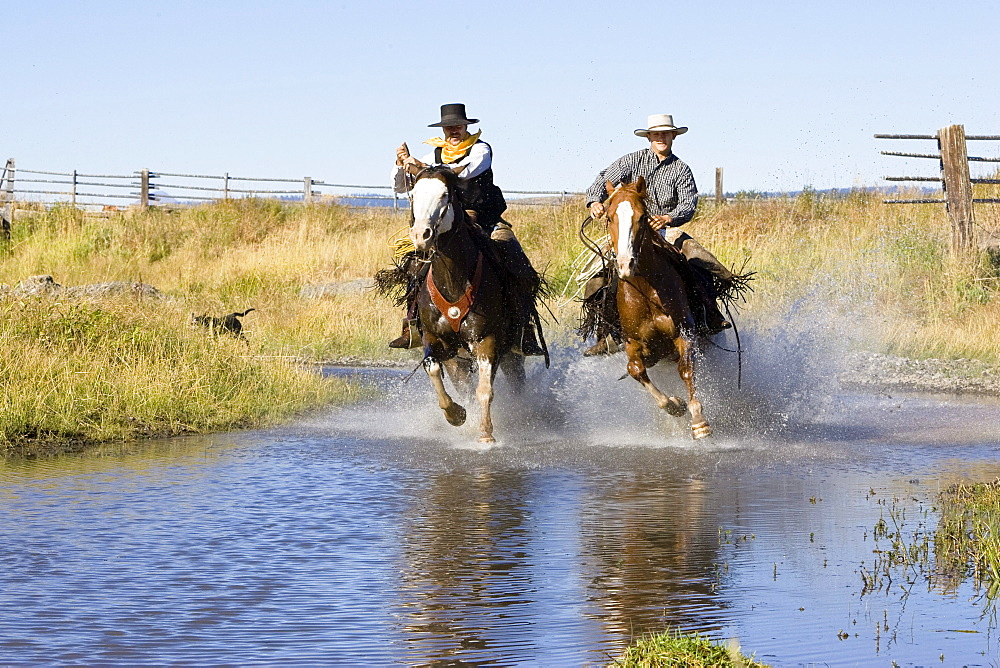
(409, 165, 462, 252)
(604, 177, 647, 278)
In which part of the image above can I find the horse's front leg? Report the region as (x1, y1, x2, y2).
(423, 355, 467, 427)
(472, 338, 499, 443)
(624, 339, 688, 418)
(675, 337, 712, 440)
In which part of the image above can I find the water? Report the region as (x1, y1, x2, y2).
(1, 341, 1000, 666)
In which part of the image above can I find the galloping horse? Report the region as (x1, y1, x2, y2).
(604, 177, 712, 439)
(406, 165, 540, 443)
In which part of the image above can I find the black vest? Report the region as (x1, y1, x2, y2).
(435, 141, 507, 228)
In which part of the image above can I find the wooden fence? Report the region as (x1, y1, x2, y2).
(877, 124, 1000, 255)
(0, 159, 582, 216)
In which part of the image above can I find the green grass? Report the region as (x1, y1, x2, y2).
(0, 296, 359, 455)
(935, 479, 1000, 601)
(610, 629, 768, 667)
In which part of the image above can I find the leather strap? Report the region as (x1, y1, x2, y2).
(426, 252, 484, 332)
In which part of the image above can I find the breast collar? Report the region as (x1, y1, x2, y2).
(426, 252, 484, 332)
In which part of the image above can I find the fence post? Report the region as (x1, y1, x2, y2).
(71, 169, 77, 206)
(303, 177, 313, 204)
(139, 168, 150, 209)
(938, 124, 975, 255)
(223, 172, 229, 201)
(1, 158, 14, 240)
(715, 167, 725, 206)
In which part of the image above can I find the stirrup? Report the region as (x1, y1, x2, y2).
(388, 319, 421, 349)
(514, 334, 546, 357)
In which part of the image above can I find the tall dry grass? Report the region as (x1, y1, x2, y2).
(689, 189, 1000, 363)
(1, 190, 997, 450)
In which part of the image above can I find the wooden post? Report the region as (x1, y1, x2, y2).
(303, 176, 313, 204)
(139, 168, 150, 209)
(938, 124, 975, 254)
(715, 167, 725, 205)
(71, 169, 77, 206)
(1, 158, 14, 240)
(223, 172, 229, 200)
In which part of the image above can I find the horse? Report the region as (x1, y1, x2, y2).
(405, 165, 542, 443)
(602, 177, 713, 439)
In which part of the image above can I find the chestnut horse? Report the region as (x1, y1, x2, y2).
(604, 177, 712, 439)
(408, 165, 538, 443)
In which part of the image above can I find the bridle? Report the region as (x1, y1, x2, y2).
(409, 167, 464, 263)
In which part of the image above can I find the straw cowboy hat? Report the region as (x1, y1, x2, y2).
(428, 103, 479, 127)
(634, 114, 688, 137)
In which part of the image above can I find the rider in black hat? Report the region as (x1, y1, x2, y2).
(393, 103, 507, 232)
(388, 104, 545, 358)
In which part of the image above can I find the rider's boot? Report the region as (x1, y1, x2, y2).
(388, 318, 422, 349)
(514, 321, 546, 357)
(703, 304, 732, 336)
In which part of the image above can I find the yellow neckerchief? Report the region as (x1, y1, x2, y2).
(424, 130, 482, 164)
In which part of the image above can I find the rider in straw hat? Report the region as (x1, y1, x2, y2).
(582, 113, 737, 355)
(387, 103, 545, 357)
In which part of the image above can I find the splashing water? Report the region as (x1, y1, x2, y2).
(320, 297, 860, 451)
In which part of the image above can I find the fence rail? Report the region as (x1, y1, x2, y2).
(877, 124, 1000, 254)
(0, 159, 584, 214)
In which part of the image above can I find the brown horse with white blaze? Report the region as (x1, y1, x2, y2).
(605, 177, 712, 439)
(408, 165, 536, 443)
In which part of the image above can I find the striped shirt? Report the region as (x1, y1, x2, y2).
(585, 149, 698, 225)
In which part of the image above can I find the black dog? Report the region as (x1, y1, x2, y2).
(192, 308, 255, 339)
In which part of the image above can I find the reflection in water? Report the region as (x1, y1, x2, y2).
(397, 470, 537, 661)
(0, 360, 999, 664)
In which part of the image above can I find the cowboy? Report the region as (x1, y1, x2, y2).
(582, 113, 735, 356)
(387, 104, 545, 356)
(393, 103, 507, 233)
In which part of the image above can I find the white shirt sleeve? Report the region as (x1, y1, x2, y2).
(453, 142, 491, 179)
(391, 144, 492, 191)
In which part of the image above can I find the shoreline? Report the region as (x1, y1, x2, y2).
(326, 350, 1000, 397)
(5, 351, 997, 460)
(839, 352, 1000, 397)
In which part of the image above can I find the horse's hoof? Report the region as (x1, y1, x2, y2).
(692, 421, 713, 440)
(663, 397, 688, 417)
(478, 434, 496, 444)
(444, 403, 467, 426)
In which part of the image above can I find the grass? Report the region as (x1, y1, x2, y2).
(609, 628, 768, 667)
(860, 480, 1000, 614)
(1, 187, 998, 451)
(935, 479, 1000, 601)
(0, 296, 360, 455)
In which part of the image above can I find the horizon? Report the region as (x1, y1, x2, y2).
(7, 2, 1000, 196)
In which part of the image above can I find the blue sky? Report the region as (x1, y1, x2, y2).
(7, 1, 1000, 196)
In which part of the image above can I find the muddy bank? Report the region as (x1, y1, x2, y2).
(840, 352, 1000, 397)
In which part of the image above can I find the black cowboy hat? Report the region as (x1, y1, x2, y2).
(428, 103, 479, 127)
